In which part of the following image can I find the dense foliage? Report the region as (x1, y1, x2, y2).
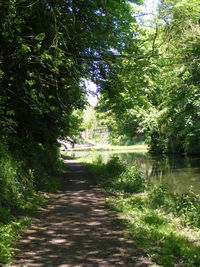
(97, 0, 200, 154)
(1, 0, 200, 263)
(0, 0, 139, 200)
(0, 0, 140, 263)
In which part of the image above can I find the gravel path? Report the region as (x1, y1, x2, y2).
(9, 160, 157, 267)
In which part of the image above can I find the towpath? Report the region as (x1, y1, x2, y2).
(10, 160, 157, 267)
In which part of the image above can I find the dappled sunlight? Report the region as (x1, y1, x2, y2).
(11, 160, 157, 267)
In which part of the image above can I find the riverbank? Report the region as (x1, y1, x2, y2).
(79, 156, 200, 267)
(66, 148, 200, 195)
(68, 144, 148, 152)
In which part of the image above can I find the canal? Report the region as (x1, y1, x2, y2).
(66, 149, 200, 194)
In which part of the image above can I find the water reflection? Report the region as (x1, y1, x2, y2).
(66, 150, 200, 194)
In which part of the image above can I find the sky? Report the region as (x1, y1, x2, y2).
(85, 80, 98, 107)
(142, 0, 159, 15)
(131, 0, 160, 24)
(86, 0, 159, 107)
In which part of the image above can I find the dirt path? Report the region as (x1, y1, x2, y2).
(9, 160, 157, 267)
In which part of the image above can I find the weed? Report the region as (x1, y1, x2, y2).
(116, 165, 145, 193)
(148, 183, 168, 207)
(0, 217, 31, 264)
(0, 141, 63, 264)
(105, 156, 126, 177)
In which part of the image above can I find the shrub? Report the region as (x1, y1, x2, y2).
(105, 157, 126, 177)
(92, 157, 145, 193)
(25, 143, 63, 191)
(0, 142, 34, 209)
(172, 191, 200, 227)
(115, 165, 145, 193)
(148, 183, 168, 207)
(93, 154, 103, 165)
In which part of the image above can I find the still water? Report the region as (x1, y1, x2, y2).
(66, 150, 200, 194)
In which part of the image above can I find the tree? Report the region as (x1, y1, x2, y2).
(97, 0, 200, 154)
(148, 0, 200, 153)
(0, 0, 141, 182)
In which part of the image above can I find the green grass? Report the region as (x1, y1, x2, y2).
(0, 191, 48, 264)
(107, 196, 200, 267)
(0, 142, 63, 264)
(80, 156, 200, 267)
(0, 217, 31, 264)
(71, 144, 148, 152)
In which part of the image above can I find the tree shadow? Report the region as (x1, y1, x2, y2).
(11, 160, 156, 267)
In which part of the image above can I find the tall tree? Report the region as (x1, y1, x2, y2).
(97, 0, 200, 154)
(0, 0, 141, 174)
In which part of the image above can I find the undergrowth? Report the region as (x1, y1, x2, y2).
(81, 155, 200, 267)
(0, 217, 31, 264)
(0, 141, 64, 264)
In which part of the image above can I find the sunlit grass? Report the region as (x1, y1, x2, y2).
(0, 217, 31, 264)
(21, 192, 48, 212)
(71, 144, 148, 152)
(107, 196, 200, 267)
(0, 192, 48, 264)
(79, 156, 200, 267)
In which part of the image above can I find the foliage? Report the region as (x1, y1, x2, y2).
(0, 142, 34, 209)
(0, 142, 49, 264)
(67, 109, 84, 142)
(0, 0, 138, 196)
(86, 156, 145, 193)
(148, 183, 168, 207)
(0, 217, 31, 264)
(83, 155, 200, 266)
(82, 107, 99, 131)
(105, 157, 126, 177)
(115, 166, 145, 193)
(108, 196, 200, 267)
(0, 1, 142, 263)
(167, 191, 200, 228)
(0, 0, 139, 146)
(1, 0, 200, 263)
(81, 107, 101, 142)
(0, 0, 140, 210)
(97, 0, 200, 154)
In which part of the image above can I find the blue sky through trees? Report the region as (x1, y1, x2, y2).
(86, 0, 159, 107)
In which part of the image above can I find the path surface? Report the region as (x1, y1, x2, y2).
(10, 160, 157, 267)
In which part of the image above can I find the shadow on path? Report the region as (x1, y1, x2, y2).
(9, 160, 157, 267)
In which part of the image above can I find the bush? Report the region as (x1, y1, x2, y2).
(91, 157, 145, 193)
(148, 183, 168, 207)
(89, 155, 200, 228)
(0, 142, 34, 209)
(105, 157, 126, 177)
(172, 191, 200, 227)
(0, 218, 31, 264)
(115, 165, 145, 193)
(0, 140, 63, 213)
(0, 140, 63, 264)
(148, 183, 200, 227)
(23, 143, 63, 191)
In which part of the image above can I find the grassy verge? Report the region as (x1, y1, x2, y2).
(0, 185, 62, 264)
(0, 217, 31, 264)
(0, 142, 63, 264)
(71, 144, 148, 152)
(0, 191, 48, 264)
(79, 156, 200, 267)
